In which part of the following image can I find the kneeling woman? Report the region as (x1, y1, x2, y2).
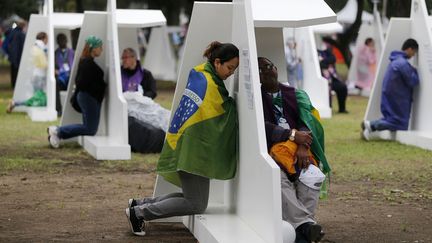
(47, 36, 106, 148)
(125, 41, 240, 236)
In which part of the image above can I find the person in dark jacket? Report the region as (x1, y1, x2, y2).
(4, 20, 26, 88)
(54, 33, 75, 116)
(318, 39, 348, 113)
(259, 57, 327, 243)
(121, 47, 157, 99)
(361, 38, 419, 140)
(47, 35, 106, 148)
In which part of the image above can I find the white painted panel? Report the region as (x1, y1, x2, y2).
(52, 13, 83, 29)
(233, 0, 285, 241)
(312, 22, 343, 34)
(409, 0, 432, 133)
(251, 0, 336, 28)
(60, 9, 130, 160)
(12, 14, 57, 121)
(364, 0, 432, 151)
(105, 0, 130, 149)
(347, 19, 384, 96)
(143, 26, 177, 81)
(61, 11, 108, 130)
(13, 15, 48, 105)
(153, 1, 234, 209)
(117, 28, 140, 65)
(364, 18, 411, 122)
(337, 0, 374, 24)
(44, 0, 57, 121)
(152, 0, 239, 228)
(295, 27, 332, 118)
(116, 9, 166, 28)
(255, 27, 288, 83)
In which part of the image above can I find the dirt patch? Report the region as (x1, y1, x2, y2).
(317, 183, 432, 243)
(1, 167, 431, 242)
(0, 170, 197, 243)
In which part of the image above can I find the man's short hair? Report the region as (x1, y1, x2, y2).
(402, 38, 419, 51)
(56, 33, 67, 44)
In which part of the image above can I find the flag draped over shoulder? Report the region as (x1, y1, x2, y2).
(295, 90, 331, 174)
(157, 62, 238, 187)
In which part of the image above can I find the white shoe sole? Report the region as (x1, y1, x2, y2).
(125, 208, 146, 236)
(47, 126, 59, 137)
(48, 135, 60, 149)
(363, 120, 372, 132)
(362, 129, 371, 141)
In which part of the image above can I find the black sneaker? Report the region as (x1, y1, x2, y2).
(125, 207, 145, 236)
(297, 222, 323, 242)
(128, 199, 137, 208)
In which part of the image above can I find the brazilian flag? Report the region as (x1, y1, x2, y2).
(295, 89, 330, 174)
(296, 89, 331, 198)
(157, 62, 238, 187)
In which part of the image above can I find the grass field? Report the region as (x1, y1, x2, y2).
(0, 73, 172, 173)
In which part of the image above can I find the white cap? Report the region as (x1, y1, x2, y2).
(299, 164, 326, 190)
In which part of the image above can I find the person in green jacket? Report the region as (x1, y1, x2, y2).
(125, 41, 239, 236)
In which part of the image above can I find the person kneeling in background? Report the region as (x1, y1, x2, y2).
(47, 36, 105, 148)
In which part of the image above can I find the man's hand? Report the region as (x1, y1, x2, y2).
(294, 130, 312, 147)
(296, 144, 310, 169)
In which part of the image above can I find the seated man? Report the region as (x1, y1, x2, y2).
(121, 47, 157, 99)
(258, 57, 330, 243)
(121, 48, 169, 154)
(362, 38, 419, 140)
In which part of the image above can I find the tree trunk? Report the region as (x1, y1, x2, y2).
(331, 0, 364, 68)
(75, 0, 83, 13)
(386, 0, 411, 18)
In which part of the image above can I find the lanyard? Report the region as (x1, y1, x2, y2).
(270, 91, 290, 129)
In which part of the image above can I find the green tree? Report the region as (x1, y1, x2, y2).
(0, 0, 39, 21)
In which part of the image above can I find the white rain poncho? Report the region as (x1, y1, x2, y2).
(123, 92, 171, 132)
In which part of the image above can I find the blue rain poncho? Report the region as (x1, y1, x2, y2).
(380, 51, 419, 130)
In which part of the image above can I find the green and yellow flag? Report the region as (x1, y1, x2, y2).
(296, 89, 331, 198)
(157, 62, 238, 187)
(295, 89, 330, 174)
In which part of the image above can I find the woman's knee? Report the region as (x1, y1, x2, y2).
(87, 127, 98, 136)
(190, 197, 208, 214)
(82, 125, 98, 136)
(192, 202, 208, 214)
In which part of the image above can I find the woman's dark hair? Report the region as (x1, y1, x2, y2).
(81, 44, 92, 59)
(364, 37, 373, 45)
(203, 41, 239, 66)
(402, 38, 419, 51)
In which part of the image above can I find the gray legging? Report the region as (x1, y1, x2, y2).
(134, 171, 210, 221)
